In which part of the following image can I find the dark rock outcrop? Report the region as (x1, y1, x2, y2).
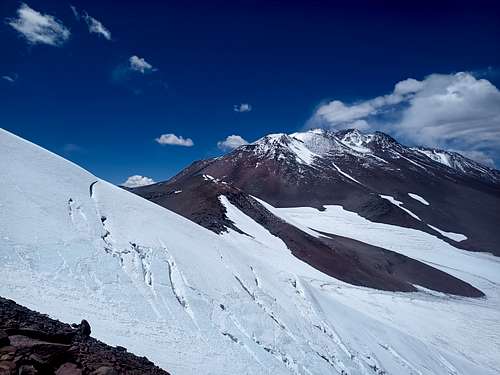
(0, 297, 169, 375)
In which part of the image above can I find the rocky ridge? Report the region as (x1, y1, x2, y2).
(0, 297, 169, 375)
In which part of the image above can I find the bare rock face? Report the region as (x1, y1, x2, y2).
(79, 320, 91, 338)
(0, 297, 169, 375)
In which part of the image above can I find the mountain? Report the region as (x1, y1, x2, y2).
(2, 128, 500, 375)
(133, 129, 500, 255)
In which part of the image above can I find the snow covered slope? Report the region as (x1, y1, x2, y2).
(413, 146, 498, 180)
(1, 128, 500, 374)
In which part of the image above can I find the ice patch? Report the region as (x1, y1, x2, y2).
(428, 225, 467, 242)
(380, 195, 421, 221)
(339, 130, 373, 154)
(408, 193, 430, 206)
(203, 174, 216, 181)
(415, 149, 452, 167)
(331, 162, 362, 184)
(288, 138, 319, 165)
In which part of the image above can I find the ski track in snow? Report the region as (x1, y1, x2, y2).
(1, 128, 499, 375)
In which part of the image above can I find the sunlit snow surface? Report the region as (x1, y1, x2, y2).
(380, 194, 422, 221)
(408, 193, 430, 206)
(427, 224, 468, 242)
(1, 129, 500, 375)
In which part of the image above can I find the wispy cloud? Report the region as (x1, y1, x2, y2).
(69, 5, 79, 21)
(122, 175, 155, 188)
(129, 56, 155, 74)
(69, 6, 111, 40)
(2, 74, 17, 83)
(7, 3, 70, 46)
(155, 133, 194, 147)
(83, 12, 111, 40)
(234, 103, 252, 112)
(111, 56, 162, 94)
(310, 72, 500, 166)
(217, 135, 249, 151)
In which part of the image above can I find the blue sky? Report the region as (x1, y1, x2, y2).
(1, 0, 499, 185)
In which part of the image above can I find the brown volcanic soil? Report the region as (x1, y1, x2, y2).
(0, 297, 169, 375)
(132, 175, 484, 297)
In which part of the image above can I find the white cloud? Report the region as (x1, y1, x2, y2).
(8, 3, 70, 46)
(217, 135, 249, 151)
(2, 75, 16, 83)
(129, 56, 155, 74)
(394, 78, 424, 95)
(83, 12, 111, 40)
(315, 100, 376, 128)
(311, 72, 500, 166)
(155, 133, 194, 147)
(69, 6, 110, 40)
(122, 175, 155, 188)
(234, 103, 252, 112)
(396, 73, 500, 151)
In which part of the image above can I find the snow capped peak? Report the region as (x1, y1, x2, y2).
(414, 148, 454, 167)
(236, 128, 499, 183)
(309, 128, 325, 135)
(289, 129, 343, 156)
(413, 147, 499, 181)
(247, 128, 403, 166)
(252, 133, 290, 150)
(250, 128, 383, 159)
(372, 131, 399, 146)
(249, 132, 318, 165)
(252, 133, 293, 151)
(259, 132, 289, 142)
(336, 129, 374, 153)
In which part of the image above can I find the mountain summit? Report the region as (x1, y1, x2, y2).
(243, 128, 497, 183)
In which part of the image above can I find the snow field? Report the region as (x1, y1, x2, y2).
(1, 128, 499, 374)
